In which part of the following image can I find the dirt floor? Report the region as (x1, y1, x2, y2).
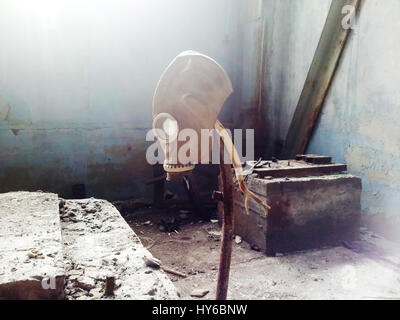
(126, 208, 400, 300)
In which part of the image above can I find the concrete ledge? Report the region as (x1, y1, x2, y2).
(0, 192, 65, 299)
(60, 198, 179, 300)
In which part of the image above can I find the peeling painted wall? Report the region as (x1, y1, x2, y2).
(0, 0, 242, 200)
(262, 0, 400, 239)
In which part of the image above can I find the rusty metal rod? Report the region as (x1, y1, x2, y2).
(216, 141, 234, 300)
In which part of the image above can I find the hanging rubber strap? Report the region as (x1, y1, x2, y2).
(215, 120, 271, 215)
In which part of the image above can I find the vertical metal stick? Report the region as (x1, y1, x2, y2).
(216, 140, 234, 300)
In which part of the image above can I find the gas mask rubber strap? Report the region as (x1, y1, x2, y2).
(215, 120, 271, 215)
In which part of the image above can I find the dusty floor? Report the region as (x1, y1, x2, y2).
(127, 208, 400, 300)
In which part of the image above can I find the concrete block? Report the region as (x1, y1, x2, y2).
(0, 192, 65, 299)
(60, 198, 179, 300)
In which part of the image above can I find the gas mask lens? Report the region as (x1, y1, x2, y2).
(153, 113, 179, 142)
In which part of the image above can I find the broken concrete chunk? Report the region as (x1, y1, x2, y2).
(234, 235, 242, 244)
(190, 289, 209, 298)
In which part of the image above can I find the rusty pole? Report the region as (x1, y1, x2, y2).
(215, 140, 234, 300)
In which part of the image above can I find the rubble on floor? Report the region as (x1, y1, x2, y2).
(130, 209, 400, 300)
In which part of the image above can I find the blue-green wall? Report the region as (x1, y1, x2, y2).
(0, 0, 243, 200)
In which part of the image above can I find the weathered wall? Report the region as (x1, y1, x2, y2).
(262, 0, 331, 156)
(262, 0, 400, 239)
(0, 0, 242, 200)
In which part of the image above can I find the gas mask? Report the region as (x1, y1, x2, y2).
(152, 51, 233, 181)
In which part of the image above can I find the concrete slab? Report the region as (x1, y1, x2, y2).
(60, 198, 179, 300)
(0, 192, 65, 299)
